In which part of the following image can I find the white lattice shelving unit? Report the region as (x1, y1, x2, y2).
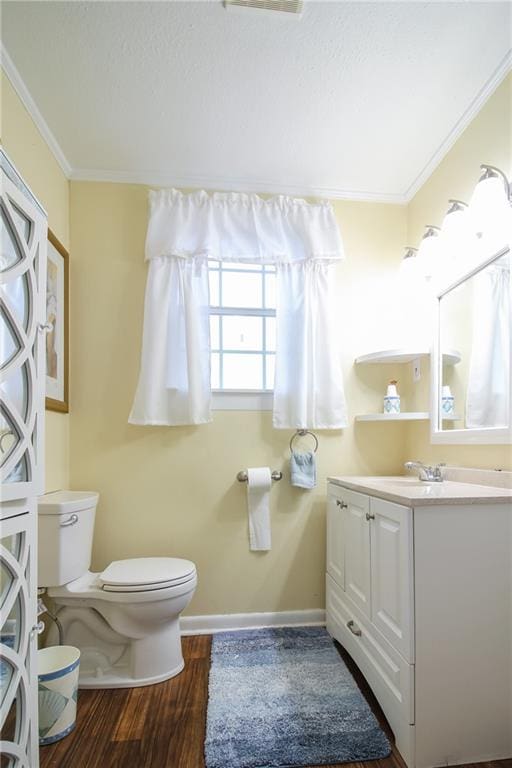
(1, 150, 47, 768)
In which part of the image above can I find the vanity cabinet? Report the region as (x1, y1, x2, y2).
(328, 486, 413, 659)
(326, 478, 512, 768)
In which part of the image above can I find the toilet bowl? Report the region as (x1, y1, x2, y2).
(38, 491, 197, 689)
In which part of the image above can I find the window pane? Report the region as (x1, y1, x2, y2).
(222, 271, 262, 308)
(223, 354, 263, 389)
(265, 317, 276, 352)
(208, 260, 220, 268)
(264, 273, 276, 309)
(209, 270, 220, 306)
(265, 354, 275, 390)
(210, 316, 220, 350)
(211, 352, 220, 389)
(223, 316, 262, 351)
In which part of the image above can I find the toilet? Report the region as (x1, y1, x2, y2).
(37, 491, 197, 689)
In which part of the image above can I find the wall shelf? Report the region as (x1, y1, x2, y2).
(355, 348, 461, 366)
(355, 412, 460, 422)
(354, 347, 462, 425)
(355, 412, 429, 422)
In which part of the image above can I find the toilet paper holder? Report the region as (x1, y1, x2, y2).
(237, 470, 283, 482)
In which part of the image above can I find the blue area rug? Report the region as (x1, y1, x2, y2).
(204, 626, 391, 768)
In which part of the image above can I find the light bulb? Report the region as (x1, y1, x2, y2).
(417, 226, 441, 281)
(469, 174, 512, 256)
(438, 200, 474, 281)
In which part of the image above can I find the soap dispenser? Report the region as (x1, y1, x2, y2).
(384, 380, 400, 414)
(441, 385, 455, 416)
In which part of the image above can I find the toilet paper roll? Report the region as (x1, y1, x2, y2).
(246, 467, 272, 551)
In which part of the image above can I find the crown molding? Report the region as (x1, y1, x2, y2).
(3, 40, 510, 204)
(69, 166, 407, 203)
(2, 44, 72, 177)
(403, 49, 512, 203)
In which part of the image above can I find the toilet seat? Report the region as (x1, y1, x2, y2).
(48, 567, 198, 606)
(99, 557, 196, 593)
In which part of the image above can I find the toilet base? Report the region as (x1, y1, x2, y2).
(48, 605, 187, 689)
(78, 659, 185, 689)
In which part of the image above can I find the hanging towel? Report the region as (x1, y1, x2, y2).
(290, 451, 317, 489)
(246, 467, 272, 551)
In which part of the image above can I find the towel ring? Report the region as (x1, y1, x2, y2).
(289, 430, 318, 454)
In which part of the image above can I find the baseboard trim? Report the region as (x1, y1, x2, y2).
(180, 609, 326, 636)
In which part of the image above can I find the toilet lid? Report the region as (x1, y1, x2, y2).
(99, 557, 196, 592)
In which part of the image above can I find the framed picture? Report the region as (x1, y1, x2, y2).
(45, 229, 69, 413)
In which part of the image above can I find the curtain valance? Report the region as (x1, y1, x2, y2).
(145, 189, 344, 264)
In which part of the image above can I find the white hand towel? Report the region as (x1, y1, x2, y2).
(246, 467, 272, 551)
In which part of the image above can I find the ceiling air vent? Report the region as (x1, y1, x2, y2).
(224, 0, 303, 15)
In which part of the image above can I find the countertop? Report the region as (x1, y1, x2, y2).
(327, 475, 512, 507)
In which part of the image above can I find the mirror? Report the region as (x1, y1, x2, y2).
(431, 245, 511, 444)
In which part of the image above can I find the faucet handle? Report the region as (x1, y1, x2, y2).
(432, 463, 445, 481)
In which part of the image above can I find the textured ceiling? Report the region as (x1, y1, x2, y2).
(2, 1, 511, 201)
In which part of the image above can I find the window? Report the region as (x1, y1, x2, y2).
(209, 261, 276, 393)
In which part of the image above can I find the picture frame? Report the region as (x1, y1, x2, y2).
(45, 229, 69, 413)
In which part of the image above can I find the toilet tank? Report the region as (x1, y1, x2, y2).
(38, 491, 99, 587)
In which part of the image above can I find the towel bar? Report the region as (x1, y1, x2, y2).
(289, 430, 319, 453)
(237, 470, 282, 482)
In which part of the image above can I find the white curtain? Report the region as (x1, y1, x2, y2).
(129, 189, 346, 428)
(466, 255, 511, 428)
(273, 261, 347, 429)
(129, 257, 211, 425)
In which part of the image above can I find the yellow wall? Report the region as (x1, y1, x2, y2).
(1, 72, 70, 491)
(68, 182, 407, 615)
(405, 73, 512, 470)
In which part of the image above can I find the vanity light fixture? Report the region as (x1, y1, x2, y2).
(445, 199, 468, 215)
(416, 225, 441, 279)
(441, 200, 471, 279)
(478, 164, 511, 202)
(398, 246, 420, 282)
(470, 164, 512, 247)
(421, 225, 441, 239)
(402, 246, 418, 261)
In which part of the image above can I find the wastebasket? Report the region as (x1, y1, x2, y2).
(38, 645, 80, 745)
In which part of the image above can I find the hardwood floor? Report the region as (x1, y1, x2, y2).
(39, 635, 512, 768)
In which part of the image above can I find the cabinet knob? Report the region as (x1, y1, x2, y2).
(365, 512, 375, 521)
(336, 500, 348, 509)
(346, 620, 362, 637)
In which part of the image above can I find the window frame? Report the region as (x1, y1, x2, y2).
(208, 261, 276, 410)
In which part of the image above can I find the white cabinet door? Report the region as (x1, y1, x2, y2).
(342, 488, 371, 619)
(1, 158, 46, 505)
(369, 496, 414, 662)
(326, 485, 345, 589)
(0, 505, 39, 768)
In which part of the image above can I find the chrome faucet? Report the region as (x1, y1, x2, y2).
(404, 461, 445, 482)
